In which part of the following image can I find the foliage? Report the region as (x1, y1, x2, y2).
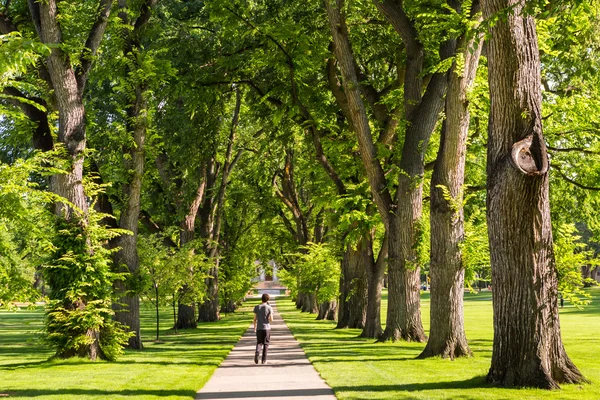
(554, 223, 597, 307)
(280, 242, 340, 304)
(43, 211, 133, 361)
(462, 208, 491, 289)
(0, 153, 61, 308)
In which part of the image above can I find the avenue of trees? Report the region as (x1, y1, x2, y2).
(1, 0, 599, 390)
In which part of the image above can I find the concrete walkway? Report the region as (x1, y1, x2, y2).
(196, 301, 337, 400)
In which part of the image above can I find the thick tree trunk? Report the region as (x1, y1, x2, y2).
(176, 302, 197, 329)
(317, 300, 337, 321)
(300, 292, 318, 313)
(30, 0, 111, 360)
(420, 24, 483, 359)
(112, 0, 157, 351)
(361, 236, 386, 338)
(113, 94, 145, 349)
(198, 266, 220, 322)
(380, 180, 427, 342)
(220, 300, 237, 313)
(336, 241, 368, 329)
(483, 0, 585, 388)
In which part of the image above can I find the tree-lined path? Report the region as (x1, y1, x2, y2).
(196, 300, 336, 400)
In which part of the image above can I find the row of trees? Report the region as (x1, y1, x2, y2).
(1, 0, 599, 390)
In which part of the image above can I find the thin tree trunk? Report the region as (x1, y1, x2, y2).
(155, 286, 160, 341)
(198, 89, 242, 323)
(172, 298, 178, 334)
(420, 15, 483, 359)
(483, 0, 585, 388)
(176, 163, 208, 329)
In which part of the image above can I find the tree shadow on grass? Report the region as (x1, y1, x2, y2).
(2, 388, 197, 398)
(334, 375, 492, 394)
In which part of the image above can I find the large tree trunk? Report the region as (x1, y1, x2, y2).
(420, 18, 483, 359)
(336, 242, 368, 329)
(113, 85, 147, 350)
(361, 235, 386, 338)
(380, 174, 427, 342)
(29, 0, 111, 360)
(198, 266, 220, 322)
(300, 292, 318, 313)
(112, 0, 157, 351)
(317, 300, 338, 321)
(176, 301, 197, 329)
(483, 0, 585, 388)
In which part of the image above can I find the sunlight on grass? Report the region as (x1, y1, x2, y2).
(0, 298, 259, 399)
(279, 287, 600, 400)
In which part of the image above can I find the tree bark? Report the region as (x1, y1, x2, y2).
(176, 163, 209, 329)
(28, 0, 111, 360)
(198, 90, 242, 323)
(112, 0, 158, 350)
(300, 292, 318, 313)
(317, 300, 338, 321)
(176, 300, 197, 329)
(336, 241, 368, 329)
(483, 0, 585, 388)
(420, 13, 483, 359)
(361, 235, 387, 338)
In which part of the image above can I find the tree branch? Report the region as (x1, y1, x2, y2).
(76, 0, 113, 92)
(552, 165, 600, 191)
(547, 145, 600, 156)
(2, 87, 53, 151)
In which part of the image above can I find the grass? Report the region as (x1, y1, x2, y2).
(278, 287, 600, 400)
(0, 298, 259, 399)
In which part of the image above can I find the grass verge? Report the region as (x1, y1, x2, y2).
(0, 298, 259, 399)
(278, 287, 600, 400)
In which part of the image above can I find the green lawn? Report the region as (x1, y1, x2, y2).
(278, 287, 600, 400)
(0, 299, 258, 399)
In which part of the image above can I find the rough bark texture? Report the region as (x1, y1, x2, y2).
(483, 0, 585, 388)
(317, 300, 338, 321)
(198, 89, 242, 323)
(175, 164, 208, 329)
(112, 0, 157, 350)
(198, 265, 221, 322)
(420, 16, 483, 359)
(176, 301, 197, 329)
(336, 241, 368, 329)
(300, 292, 318, 313)
(326, 0, 453, 342)
(28, 0, 111, 360)
(361, 235, 386, 338)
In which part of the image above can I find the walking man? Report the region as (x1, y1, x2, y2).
(253, 293, 273, 364)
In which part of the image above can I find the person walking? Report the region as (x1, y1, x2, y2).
(253, 293, 273, 364)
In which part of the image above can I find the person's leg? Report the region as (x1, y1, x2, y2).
(255, 331, 262, 364)
(255, 330, 265, 364)
(261, 329, 271, 363)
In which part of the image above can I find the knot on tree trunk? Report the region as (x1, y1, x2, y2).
(510, 134, 548, 176)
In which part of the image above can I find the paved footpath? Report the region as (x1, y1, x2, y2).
(196, 301, 337, 400)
